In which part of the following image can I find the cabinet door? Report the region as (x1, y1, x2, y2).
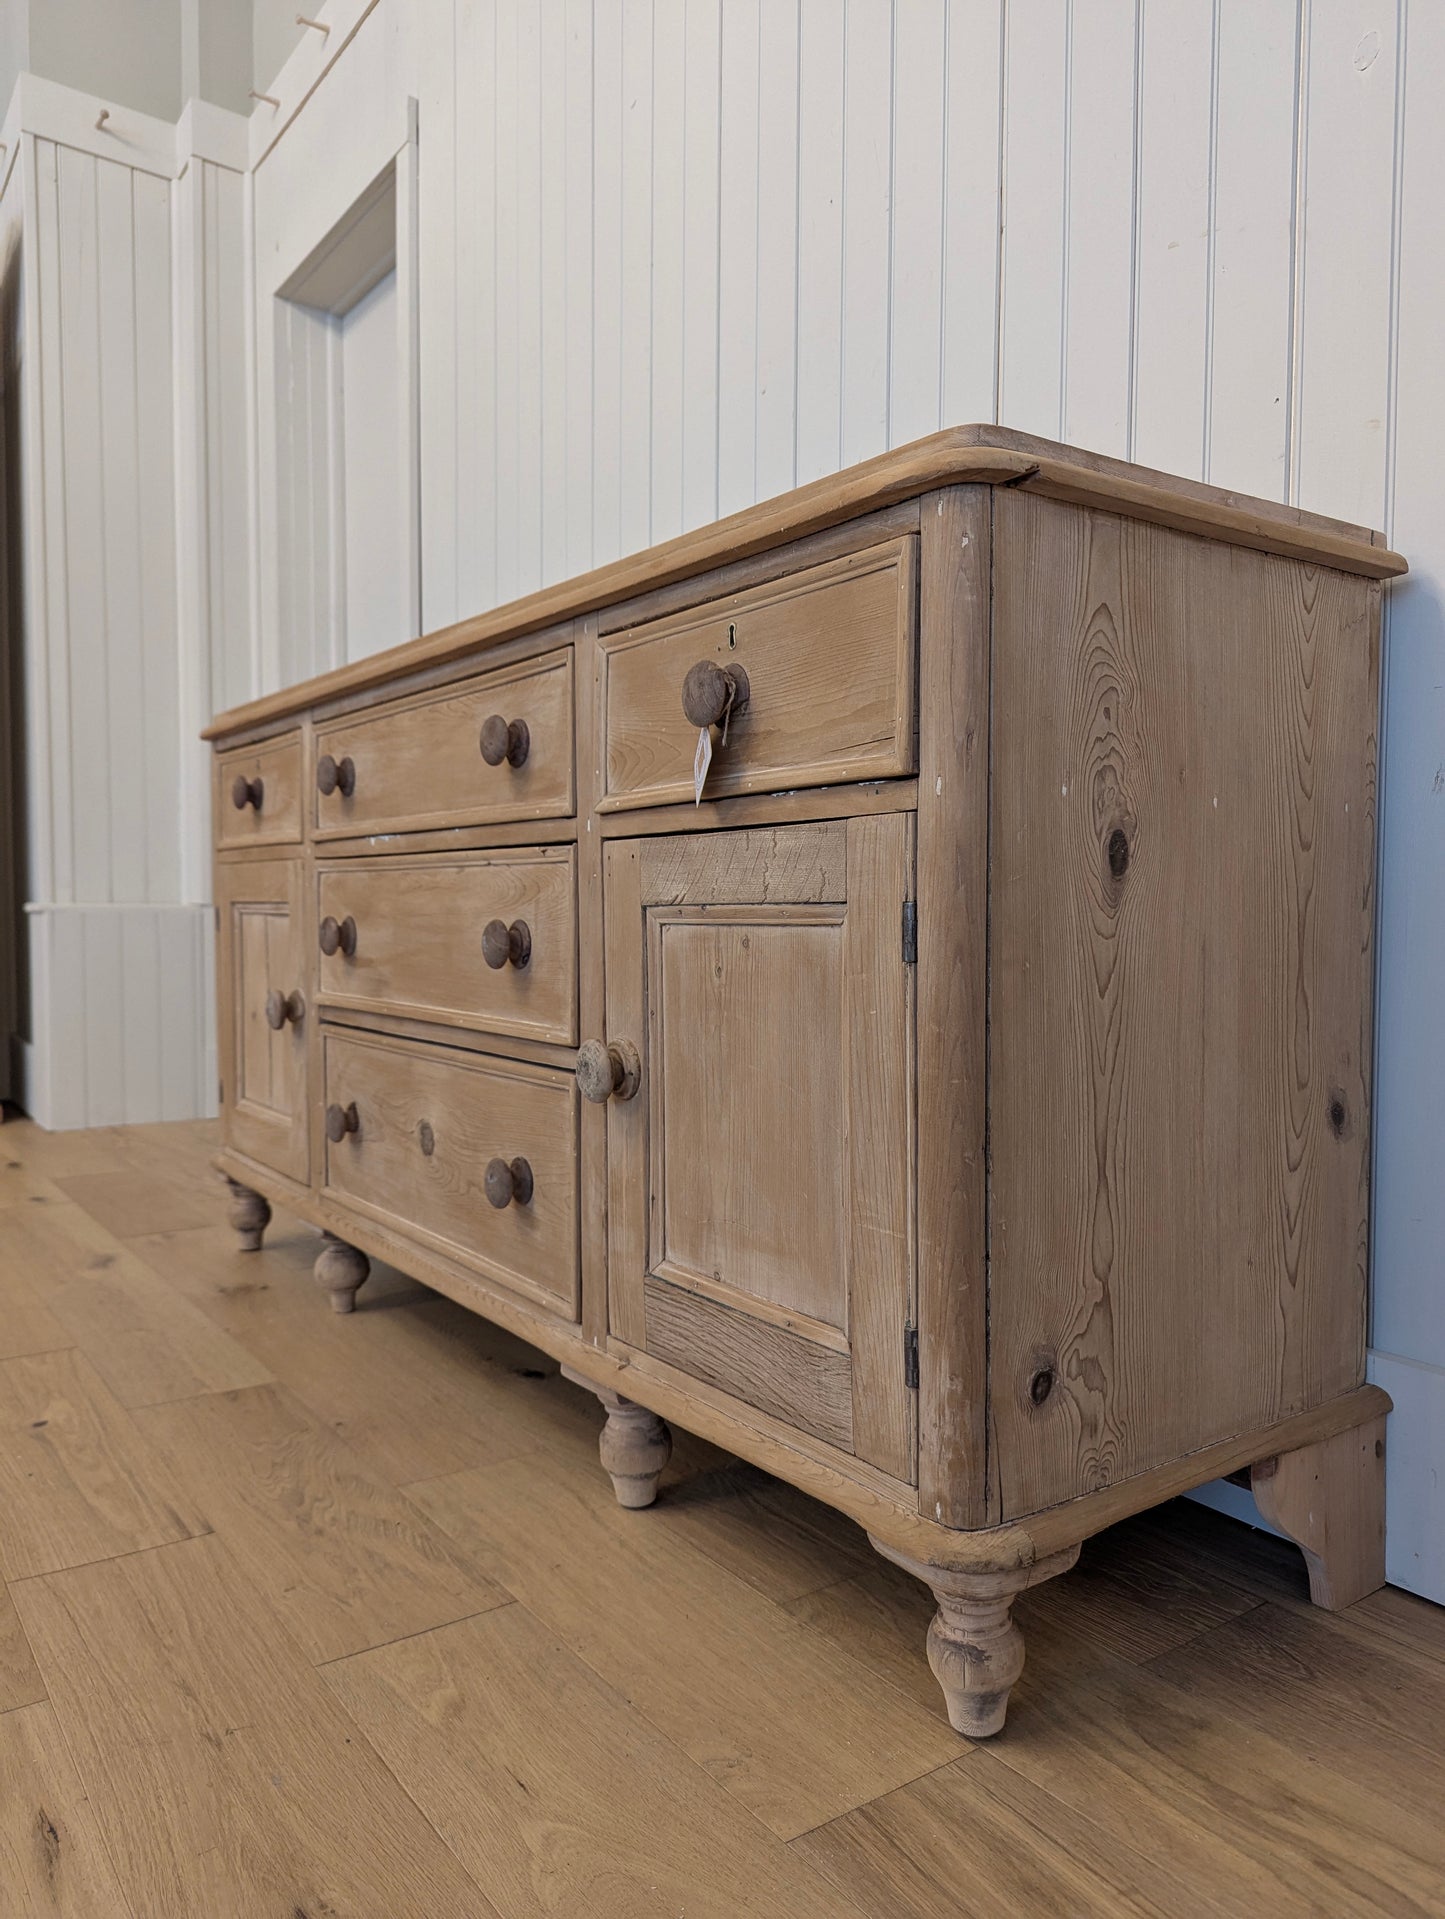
(601, 816, 917, 1483)
(216, 859, 310, 1184)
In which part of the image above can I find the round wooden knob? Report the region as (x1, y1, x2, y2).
(479, 715, 530, 767)
(681, 660, 749, 730)
(481, 918, 532, 970)
(484, 1155, 534, 1208)
(264, 988, 305, 1030)
(316, 753, 356, 798)
(325, 1101, 359, 1144)
(318, 915, 358, 958)
(576, 1038, 641, 1104)
(231, 774, 264, 811)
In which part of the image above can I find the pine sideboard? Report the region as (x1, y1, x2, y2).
(207, 426, 1403, 1737)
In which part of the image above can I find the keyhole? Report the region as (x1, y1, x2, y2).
(727, 622, 737, 650)
(1107, 828, 1130, 879)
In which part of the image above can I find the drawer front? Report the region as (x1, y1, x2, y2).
(313, 648, 574, 839)
(322, 1029, 579, 1320)
(215, 732, 304, 848)
(598, 538, 917, 811)
(316, 849, 577, 1045)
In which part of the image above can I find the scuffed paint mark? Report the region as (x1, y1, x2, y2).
(1354, 30, 1382, 72)
(1432, 763, 1444, 795)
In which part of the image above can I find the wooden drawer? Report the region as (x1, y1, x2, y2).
(597, 538, 917, 811)
(215, 732, 303, 849)
(313, 648, 574, 839)
(316, 848, 577, 1045)
(322, 1029, 579, 1320)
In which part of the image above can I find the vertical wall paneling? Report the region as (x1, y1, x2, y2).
(564, 0, 595, 580)
(1374, 0, 1444, 1374)
(492, 0, 522, 601)
(840, 0, 893, 466)
(618, 0, 654, 557)
(716, 0, 760, 518)
(1206, 0, 1297, 497)
(416, 0, 458, 629)
(455, 0, 498, 615)
(940, 0, 1004, 430)
(55, 144, 104, 903)
(997, 0, 1068, 437)
(1060, 0, 1137, 457)
(1291, 0, 1399, 527)
(794, 0, 843, 483)
(514, 3, 544, 594)
(889, 0, 946, 449)
(754, 0, 800, 500)
(591, 1, 624, 565)
(539, 0, 569, 587)
(1130, 0, 1216, 476)
(649, 0, 685, 542)
(396, 116, 422, 644)
(681, 0, 721, 532)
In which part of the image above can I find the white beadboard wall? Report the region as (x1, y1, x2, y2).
(0, 79, 248, 1127)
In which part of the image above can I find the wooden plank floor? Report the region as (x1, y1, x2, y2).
(1, 1117, 1442, 1918)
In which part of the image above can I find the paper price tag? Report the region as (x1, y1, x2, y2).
(693, 725, 713, 806)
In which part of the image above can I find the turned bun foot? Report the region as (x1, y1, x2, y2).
(561, 1367, 672, 1508)
(870, 1538, 1081, 1738)
(224, 1177, 272, 1252)
(314, 1234, 370, 1314)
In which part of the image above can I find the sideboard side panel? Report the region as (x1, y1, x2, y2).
(916, 485, 992, 1527)
(988, 489, 1379, 1520)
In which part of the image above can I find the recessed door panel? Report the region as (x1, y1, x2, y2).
(601, 816, 916, 1482)
(217, 859, 309, 1183)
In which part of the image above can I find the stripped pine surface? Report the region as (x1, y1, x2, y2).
(0, 1114, 1440, 1918)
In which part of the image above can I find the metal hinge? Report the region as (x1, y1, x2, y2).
(904, 1322, 919, 1389)
(901, 900, 917, 964)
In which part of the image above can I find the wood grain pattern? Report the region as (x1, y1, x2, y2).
(135, 1381, 507, 1663)
(793, 1754, 1190, 1919)
(0, 1578, 46, 1714)
(598, 536, 917, 809)
(13, 1536, 495, 1917)
(0, 1199, 271, 1408)
(1148, 1599, 1445, 1830)
(0, 1349, 208, 1580)
(0, 1210, 74, 1360)
(316, 845, 578, 1045)
(322, 1028, 579, 1320)
(988, 491, 1379, 1518)
(205, 424, 1401, 742)
(988, 1660, 1445, 1917)
(129, 1223, 567, 1487)
(605, 816, 915, 1480)
(325, 1603, 866, 1919)
(1252, 1416, 1387, 1610)
(0, 1703, 133, 1916)
(914, 486, 991, 1527)
(312, 644, 574, 838)
(408, 1451, 961, 1839)
(644, 1277, 855, 1451)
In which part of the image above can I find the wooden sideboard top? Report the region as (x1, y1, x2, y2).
(205, 422, 1406, 742)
